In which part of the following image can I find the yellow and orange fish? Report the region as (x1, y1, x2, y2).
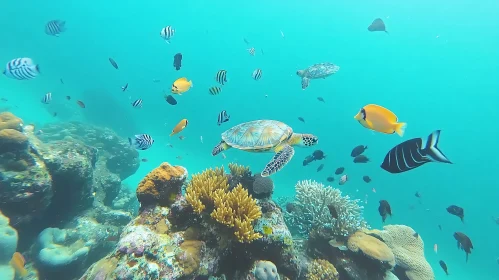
(171, 77, 193, 95)
(170, 119, 188, 136)
(11, 252, 28, 277)
(354, 104, 406, 136)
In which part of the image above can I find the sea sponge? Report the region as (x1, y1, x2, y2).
(136, 162, 188, 207)
(365, 225, 434, 280)
(306, 259, 339, 280)
(228, 163, 250, 177)
(0, 129, 28, 152)
(0, 112, 23, 131)
(252, 260, 280, 280)
(252, 174, 274, 198)
(347, 231, 395, 267)
(185, 167, 229, 213)
(37, 228, 90, 268)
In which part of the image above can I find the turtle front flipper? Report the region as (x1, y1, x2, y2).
(212, 140, 231, 156)
(261, 144, 295, 177)
(301, 77, 310, 90)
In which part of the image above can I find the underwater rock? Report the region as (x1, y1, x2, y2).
(0, 112, 23, 131)
(112, 186, 139, 214)
(92, 157, 122, 207)
(0, 129, 28, 153)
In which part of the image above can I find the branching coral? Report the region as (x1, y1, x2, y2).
(306, 259, 339, 280)
(284, 180, 368, 237)
(228, 163, 250, 177)
(185, 168, 262, 243)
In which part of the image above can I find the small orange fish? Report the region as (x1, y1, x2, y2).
(434, 243, 438, 253)
(354, 104, 406, 136)
(10, 252, 27, 277)
(170, 119, 188, 136)
(77, 100, 85, 108)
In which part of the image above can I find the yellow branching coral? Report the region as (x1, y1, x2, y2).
(185, 167, 228, 213)
(228, 163, 250, 177)
(306, 259, 339, 280)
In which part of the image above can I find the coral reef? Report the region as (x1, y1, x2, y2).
(365, 225, 435, 280)
(347, 231, 395, 268)
(306, 259, 339, 280)
(37, 228, 90, 268)
(0, 112, 22, 131)
(0, 211, 18, 280)
(284, 180, 368, 237)
(136, 162, 188, 207)
(252, 174, 274, 199)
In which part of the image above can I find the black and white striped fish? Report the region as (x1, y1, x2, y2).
(252, 69, 262, 80)
(209, 87, 222, 95)
(215, 70, 227, 85)
(160, 26, 175, 43)
(45, 20, 66, 36)
(41, 92, 52, 104)
(217, 110, 230, 126)
(128, 134, 154, 150)
(131, 99, 143, 108)
(248, 47, 255, 56)
(381, 130, 452, 174)
(3, 58, 40, 80)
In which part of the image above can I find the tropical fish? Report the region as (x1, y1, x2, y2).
(129, 134, 154, 150)
(447, 205, 464, 222)
(454, 232, 473, 262)
(303, 155, 314, 166)
(317, 97, 325, 103)
(170, 119, 188, 136)
(378, 200, 392, 222)
(351, 145, 367, 157)
(131, 99, 143, 108)
(3, 57, 40, 80)
(171, 77, 193, 95)
(363, 176, 371, 183)
(76, 100, 85, 108)
(10, 252, 27, 277)
(217, 110, 230, 126)
(252, 69, 262, 80)
(439, 260, 449, 275)
(368, 18, 389, 33)
(41, 92, 52, 104)
(173, 53, 182, 70)
(45, 20, 66, 36)
(312, 150, 326, 160)
(121, 83, 128, 91)
(298, 117, 305, 123)
(109, 58, 119, 69)
(335, 167, 345, 175)
(65, 96, 71, 100)
(327, 204, 338, 219)
(354, 104, 406, 136)
(326, 176, 335, 182)
(353, 155, 369, 163)
(381, 130, 452, 173)
(248, 47, 255, 56)
(215, 70, 228, 85)
(165, 95, 177, 105)
(60, 78, 64, 84)
(339, 174, 348, 185)
(209, 87, 222, 95)
(316, 164, 324, 172)
(160, 26, 175, 43)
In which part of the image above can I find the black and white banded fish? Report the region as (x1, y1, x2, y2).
(128, 134, 154, 150)
(217, 110, 230, 126)
(160, 26, 175, 43)
(3, 58, 40, 80)
(41, 92, 52, 104)
(252, 69, 262, 80)
(131, 99, 143, 108)
(248, 47, 255, 56)
(381, 130, 452, 173)
(45, 20, 66, 36)
(209, 86, 222, 95)
(215, 70, 227, 85)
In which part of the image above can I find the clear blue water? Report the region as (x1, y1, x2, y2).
(1, 0, 498, 279)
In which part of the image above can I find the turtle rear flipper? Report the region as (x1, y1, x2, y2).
(261, 144, 295, 177)
(301, 77, 310, 90)
(212, 140, 231, 156)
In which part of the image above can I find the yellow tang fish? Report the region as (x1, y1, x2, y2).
(354, 104, 406, 136)
(171, 77, 193, 95)
(170, 119, 188, 136)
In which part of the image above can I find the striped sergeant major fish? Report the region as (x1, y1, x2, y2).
(208, 87, 222, 95)
(252, 69, 262, 80)
(41, 92, 52, 104)
(217, 110, 230, 126)
(128, 134, 154, 150)
(131, 99, 143, 108)
(3, 58, 40, 80)
(381, 130, 452, 173)
(45, 20, 66, 36)
(160, 26, 175, 43)
(215, 70, 227, 85)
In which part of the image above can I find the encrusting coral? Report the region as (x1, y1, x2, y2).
(185, 167, 262, 243)
(306, 259, 339, 280)
(347, 231, 395, 267)
(365, 225, 435, 280)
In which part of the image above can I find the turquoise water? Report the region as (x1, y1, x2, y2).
(1, 0, 498, 279)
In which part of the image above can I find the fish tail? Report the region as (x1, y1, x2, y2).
(423, 130, 452, 163)
(189, 80, 193, 87)
(394, 122, 407, 137)
(36, 64, 40, 73)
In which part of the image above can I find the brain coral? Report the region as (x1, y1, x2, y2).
(253, 260, 280, 280)
(365, 225, 434, 280)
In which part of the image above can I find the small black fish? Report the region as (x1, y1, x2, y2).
(65, 96, 71, 100)
(327, 204, 338, 219)
(53, 112, 57, 117)
(438, 224, 442, 231)
(60, 78, 64, 84)
(243, 38, 250, 45)
(298, 117, 305, 123)
(303, 155, 314, 166)
(326, 176, 335, 182)
(109, 58, 119, 69)
(351, 145, 367, 157)
(165, 95, 177, 105)
(447, 205, 464, 222)
(121, 83, 128, 92)
(413, 232, 419, 238)
(317, 164, 324, 172)
(454, 232, 473, 262)
(362, 176, 371, 183)
(368, 18, 389, 33)
(353, 155, 369, 163)
(335, 167, 345, 175)
(317, 97, 325, 103)
(378, 200, 392, 223)
(439, 260, 449, 275)
(285, 202, 295, 213)
(173, 53, 182, 71)
(415, 191, 421, 198)
(312, 150, 326, 160)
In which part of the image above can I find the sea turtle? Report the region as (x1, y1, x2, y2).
(212, 120, 318, 177)
(296, 62, 340, 90)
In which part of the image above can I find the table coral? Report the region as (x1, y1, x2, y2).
(365, 225, 434, 280)
(306, 259, 339, 280)
(136, 162, 188, 207)
(347, 231, 395, 267)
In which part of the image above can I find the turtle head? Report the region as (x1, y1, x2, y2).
(296, 70, 305, 77)
(291, 133, 318, 147)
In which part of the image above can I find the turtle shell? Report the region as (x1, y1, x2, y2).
(222, 120, 293, 151)
(304, 62, 340, 79)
